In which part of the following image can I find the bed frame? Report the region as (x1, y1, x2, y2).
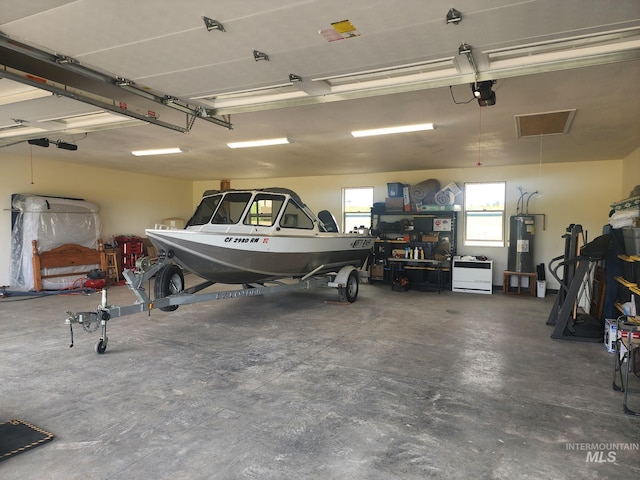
(31, 239, 106, 291)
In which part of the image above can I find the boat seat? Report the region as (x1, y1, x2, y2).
(281, 214, 297, 228)
(318, 210, 339, 232)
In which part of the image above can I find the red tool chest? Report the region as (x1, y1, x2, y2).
(114, 235, 144, 272)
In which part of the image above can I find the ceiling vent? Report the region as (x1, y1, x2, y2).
(515, 109, 576, 137)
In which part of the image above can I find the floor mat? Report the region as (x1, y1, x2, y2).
(0, 419, 54, 462)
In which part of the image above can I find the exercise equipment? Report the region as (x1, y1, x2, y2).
(547, 224, 611, 341)
(546, 224, 583, 325)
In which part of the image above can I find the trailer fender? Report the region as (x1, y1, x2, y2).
(327, 265, 357, 289)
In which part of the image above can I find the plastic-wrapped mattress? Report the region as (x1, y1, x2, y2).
(10, 194, 101, 291)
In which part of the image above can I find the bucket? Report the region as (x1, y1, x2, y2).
(537, 280, 546, 298)
(387, 182, 404, 198)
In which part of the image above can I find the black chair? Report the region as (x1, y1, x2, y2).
(317, 210, 339, 232)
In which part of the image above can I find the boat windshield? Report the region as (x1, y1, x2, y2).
(187, 194, 223, 226)
(278, 199, 315, 230)
(243, 193, 315, 229)
(243, 193, 285, 226)
(212, 192, 252, 224)
(187, 191, 314, 229)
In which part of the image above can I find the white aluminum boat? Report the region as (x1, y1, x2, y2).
(65, 188, 374, 354)
(145, 188, 374, 284)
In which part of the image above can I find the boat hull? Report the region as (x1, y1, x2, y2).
(146, 229, 374, 284)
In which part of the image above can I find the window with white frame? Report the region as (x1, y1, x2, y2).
(463, 181, 506, 247)
(343, 187, 373, 233)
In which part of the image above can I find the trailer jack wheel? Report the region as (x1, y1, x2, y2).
(95, 338, 108, 354)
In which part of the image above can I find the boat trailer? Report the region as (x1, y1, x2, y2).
(65, 258, 362, 354)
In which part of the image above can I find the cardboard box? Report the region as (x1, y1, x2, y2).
(604, 319, 617, 353)
(421, 234, 439, 242)
(604, 320, 640, 352)
(371, 265, 385, 279)
(385, 197, 404, 211)
(441, 182, 462, 196)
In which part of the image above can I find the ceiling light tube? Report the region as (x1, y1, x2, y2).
(37, 111, 105, 123)
(131, 147, 185, 156)
(0, 127, 46, 138)
(0, 87, 52, 106)
(351, 123, 434, 138)
(0, 121, 24, 130)
(227, 137, 290, 148)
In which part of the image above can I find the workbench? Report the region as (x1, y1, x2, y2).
(387, 257, 450, 293)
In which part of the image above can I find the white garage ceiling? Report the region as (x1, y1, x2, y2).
(1, 0, 639, 181)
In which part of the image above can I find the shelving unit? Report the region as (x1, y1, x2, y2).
(369, 207, 458, 291)
(611, 256, 640, 415)
(503, 271, 537, 296)
(615, 277, 640, 314)
(614, 254, 640, 315)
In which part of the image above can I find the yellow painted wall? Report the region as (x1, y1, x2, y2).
(622, 146, 640, 197)
(194, 159, 624, 289)
(0, 151, 628, 290)
(0, 152, 193, 286)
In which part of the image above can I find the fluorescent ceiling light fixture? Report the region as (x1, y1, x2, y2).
(227, 137, 290, 148)
(37, 110, 104, 123)
(131, 147, 185, 156)
(0, 126, 46, 138)
(351, 123, 434, 138)
(0, 83, 52, 106)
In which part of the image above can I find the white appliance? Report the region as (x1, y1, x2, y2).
(452, 259, 493, 294)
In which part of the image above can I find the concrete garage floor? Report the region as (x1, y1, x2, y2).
(0, 278, 638, 479)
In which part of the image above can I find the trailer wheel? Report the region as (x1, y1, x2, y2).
(155, 264, 184, 312)
(338, 269, 359, 303)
